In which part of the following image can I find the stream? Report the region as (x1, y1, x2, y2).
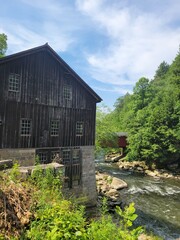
(95, 160, 180, 240)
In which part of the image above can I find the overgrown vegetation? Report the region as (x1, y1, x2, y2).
(96, 50, 180, 168)
(0, 164, 159, 240)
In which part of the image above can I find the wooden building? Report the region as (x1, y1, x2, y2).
(0, 44, 102, 204)
(116, 132, 128, 156)
(117, 132, 128, 149)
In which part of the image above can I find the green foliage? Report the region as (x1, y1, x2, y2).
(0, 33, 7, 57)
(9, 162, 21, 182)
(96, 49, 180, 167)
(0, 164, 154, 239)
(96, 104, 119, 151)
(27, 200, 87, 240)
(154, 61, 169, 80)
(88, 202, 143, 240)
(116, 203, 138, 229)
(30, 166, 62, 191)
(25, 169, 143, 240)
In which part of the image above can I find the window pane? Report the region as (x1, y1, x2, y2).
(76, 122, 83, 136)
(20, 119, 32, 136)
(38, 152, 48, 164)
(63, 85, 72, 100)
(8, 73, 20, 92)
(51, 120, 59, 136)
(73, 149, 80, 163)
(62, 150, 71, 163)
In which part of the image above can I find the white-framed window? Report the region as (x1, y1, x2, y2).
(76, 121, 84, 136)
(20, 119, 32, 136)
(63, 85, 72, 100)
(8, 73, 20, 92)
(51, 120, 59, 136)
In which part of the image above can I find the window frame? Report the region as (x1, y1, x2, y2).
(38, 151, 48, 164)
(50, 120, 60, 137)
(8, 73, 21, 92)
(63, 84, 72, 100)
(20, 118, 32, 136)
(76, 121, 84, 136)
(62, 149, 71, 164)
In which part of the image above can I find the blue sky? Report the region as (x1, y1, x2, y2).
(1, 0, 180, 108)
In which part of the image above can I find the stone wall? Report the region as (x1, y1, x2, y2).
(0, 148, 35, 166)
(0, 146, 97, 206)
(80, 145, 97, 206)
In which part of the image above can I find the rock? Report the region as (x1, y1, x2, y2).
(100, 184, 109, 193)
(117, 160, 180, 180)
(97, 180, 106, 186)
(96, 174, 103, 181)
(145, 170, 157, 177)
(138, 233, 152, 240)
(106, 188, 119, 197)
(111, 155, 121, 162)
(0, 159, 13, 170)
(110, 177, 128, 190)
(96, 171, 128, 212)
(136, 167, 144, 172)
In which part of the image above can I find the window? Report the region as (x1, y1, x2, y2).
(51, 151, 61, 162)
(62, 149, 71, 163)
(51, 120, 59, 136)
(20, 119, 32, 136)
(38, 152, 48, 164)
(73, 149, 80, 163)
(8, 73, 20, 92)
(63, 85, 72, 100)
(76, 122, 84, 136)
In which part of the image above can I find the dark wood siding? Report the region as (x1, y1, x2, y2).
(0, 48, 97, 149)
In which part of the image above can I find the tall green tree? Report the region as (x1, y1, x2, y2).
(154, 61, 169, 80)
(132, 77, 150, 110)
(0, 33, 7, 57)
(96, 49, 180, 168)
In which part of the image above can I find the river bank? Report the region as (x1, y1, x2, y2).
(95, 160, 180, 240)
(105, 153, 180, 180)
(96, 171, 127, 211)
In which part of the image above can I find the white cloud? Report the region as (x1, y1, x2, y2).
(1, 23, 73, 54)
(1, 0, 180, 104)
(0, 0, 83, 54)
(93, 85, 132, 95)
(76, 0, 180, 86)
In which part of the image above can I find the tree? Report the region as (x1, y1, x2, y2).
(96, 48, 180, 168)
(0, 33, 7, 57)
(132, 77, 150, 110)
(154, 61, 169, 80)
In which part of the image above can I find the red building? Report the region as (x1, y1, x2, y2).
(116, 132, 128, 149)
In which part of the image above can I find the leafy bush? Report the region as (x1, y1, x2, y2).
(88, 202, 143, 240)
(27, 200, 87, 240)
(25, 169, 143, 240)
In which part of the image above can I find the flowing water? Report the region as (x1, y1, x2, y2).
(96, 160, 180, 240)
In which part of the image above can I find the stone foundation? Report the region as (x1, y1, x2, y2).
(0, 146, 97, 206)
(80, 145, 97, 206)
(0, 148, 35, 166)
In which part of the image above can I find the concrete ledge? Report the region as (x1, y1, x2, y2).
(0, 159, 13, 170)
(19, 162, 64, 176)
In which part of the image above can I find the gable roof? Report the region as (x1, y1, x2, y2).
(116, 132, 128, 137)
(0, 43, 102, 103)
